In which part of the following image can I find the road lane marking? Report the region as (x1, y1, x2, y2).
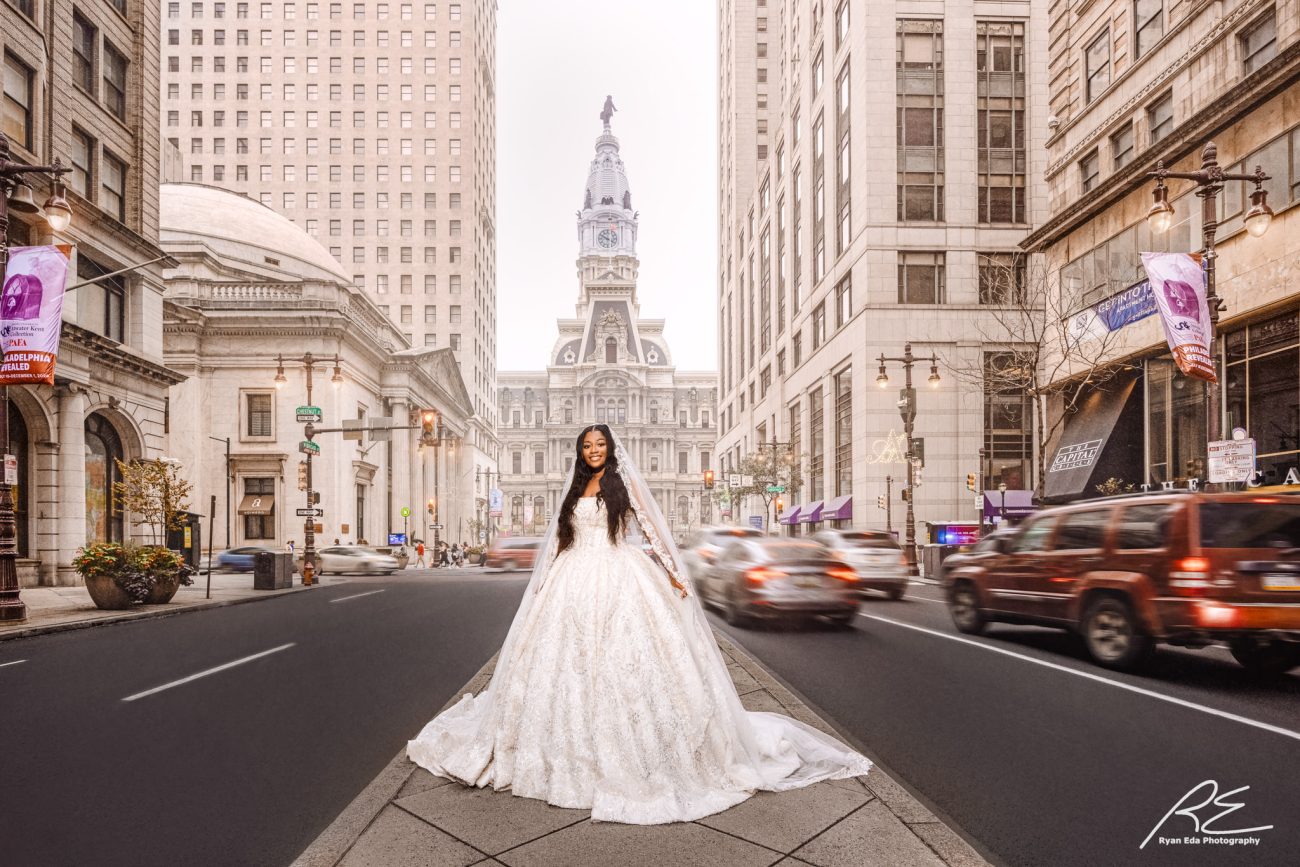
(330, 589, 387, 603)
(122, 644, 295, 702)
(858, 613, 1300, 744)
(0, 659, 26, 669)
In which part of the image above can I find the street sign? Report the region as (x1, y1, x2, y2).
(400, 506, 411, 518)
(296, 405, 323, 423)
(430, 523, 444, 530)
(766, 485, 785, 493)
(478, 530, 486, 542)
(1208, 438, 1256, 483)
(295, 508, 324, 517)
(727, 474, 742, 488)
(299, 440, 320, 456)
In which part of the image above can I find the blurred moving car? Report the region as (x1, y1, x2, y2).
(943, 492, 1300, 673)
(316, 545, 399, 575)
(485, 537, 543, 571)
(216, 546, 276, 572)
(932, 527, 1018, 581)
(682, 526, 763, 582)
(698, 538, 862, 628)
(811, 529, 908, 599)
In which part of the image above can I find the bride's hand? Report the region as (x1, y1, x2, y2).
(670, 577, 688, 599)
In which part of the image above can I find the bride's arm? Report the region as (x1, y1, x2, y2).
(627, 492, 689, 598)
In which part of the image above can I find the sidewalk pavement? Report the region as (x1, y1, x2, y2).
(294, 634, 991, 867)
(0, 570, 322, 642)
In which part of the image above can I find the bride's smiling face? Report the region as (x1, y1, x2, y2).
(581, 430, 608, 470)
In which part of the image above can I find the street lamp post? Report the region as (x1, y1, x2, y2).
(0, 133, 73, 623)
(1146, 142, 1273, 468)
(876, 343, 941, 575)
(998, 482, 1008, 525)
(208, 435, 231, 549)
(274, 352, 342, 585)
(757, 437, 793, 533)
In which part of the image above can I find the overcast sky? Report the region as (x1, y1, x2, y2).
(495, 0, 718, 373)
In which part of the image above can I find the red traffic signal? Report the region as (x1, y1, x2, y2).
(703, 469, 715, 489)
(421, 410, 436, 438)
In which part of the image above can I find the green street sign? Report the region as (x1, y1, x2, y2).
(296, 405, 323, 423)
(400, 506, 411, 518)
(299, 440, 320, 455)
(766, 485, 786, 493)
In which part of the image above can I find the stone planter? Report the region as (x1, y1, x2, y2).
(83, 572, 137, 610)
(145, 571, 183, 604)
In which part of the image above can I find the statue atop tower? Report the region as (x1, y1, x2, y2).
(600, 95, 617, 128)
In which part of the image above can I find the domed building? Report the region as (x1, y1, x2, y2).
(161, 184, 477, 554)
(496, 110, 718, 541)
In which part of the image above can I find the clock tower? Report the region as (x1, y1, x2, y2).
(577, 98, 638, 262)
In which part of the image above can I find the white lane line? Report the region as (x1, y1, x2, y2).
(858, 613, 1300, 744)
(330, 589, 387, 603)
(122, 643, 295, 702)
(0, 659, 26, 669)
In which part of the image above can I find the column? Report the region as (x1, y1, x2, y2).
(390, 400, 412, 540)
(55, 387, 87, 586)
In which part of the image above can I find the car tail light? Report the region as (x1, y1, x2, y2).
(745, 566, 784, 586)
(1195, 602, 1239, 628)
(1170, 556, 1213, 595)
(699, 550, 715, 562)
(828, 566, 858, 583)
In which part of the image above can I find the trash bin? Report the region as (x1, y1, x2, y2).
(254, 552, 293, 590)
(922, 544, 963, 581)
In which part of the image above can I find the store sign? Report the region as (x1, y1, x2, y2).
(1208, 438, 1257, 484)
(1049, 439, 1104, 473)
(1142, 252, 1216, 382)
(0, 246, 72, 385)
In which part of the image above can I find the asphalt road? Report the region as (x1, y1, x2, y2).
(709, 580, 1300, 867)
(4, 569, 1298, 866)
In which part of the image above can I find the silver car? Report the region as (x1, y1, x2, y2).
(699, 538, 862, 628)
(316, 545, 399, 575)
(812, 530, 908, 600)
(682, 526, 763, 583)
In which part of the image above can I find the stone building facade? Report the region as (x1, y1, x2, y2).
(4, 0, 186, 587)
(496, 113, 718, 543)
(1023, 0, 1300, 498)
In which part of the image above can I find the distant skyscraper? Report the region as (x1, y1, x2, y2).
(159, 0, 499, 469)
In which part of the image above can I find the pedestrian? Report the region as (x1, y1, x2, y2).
(416, 540, 427, 568)
(440, 542, 451, 567)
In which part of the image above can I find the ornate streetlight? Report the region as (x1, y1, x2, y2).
(274, 352, 341, 584)
(875, 343, 941, 574)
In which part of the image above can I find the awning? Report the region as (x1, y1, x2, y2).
(799, 500, 824, 524)
(237, 493, 274, 515)
(983, 490, 1035, 521)
(1043, 373, 1139, 502)
(779, 503, 804, 525)
(823, 495, 853, 521)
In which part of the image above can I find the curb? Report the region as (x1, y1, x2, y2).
(0, 584, 312, 643)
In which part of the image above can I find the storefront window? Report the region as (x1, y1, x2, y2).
(1146, 357, 1206, 485)
(1225, 311, 1300, 485)
(85, 414, 124, 543)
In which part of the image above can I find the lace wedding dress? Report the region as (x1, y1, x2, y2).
(408, 494, 872, 825)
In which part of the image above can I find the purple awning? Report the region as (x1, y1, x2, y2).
(823, 495, 852, 521)
(779, 503, 804, 525)
(799, 500, 824, 524)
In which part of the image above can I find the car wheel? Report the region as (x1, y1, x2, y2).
(887, 586, 906, 601)
(503, 559, 517, 572)
(948, 582, 986, 635)
(1082, 596, 1153, 671)
(1229, 637, 1300, 675)
(724, 593, 751, 628)
(828, 611, 856, 629)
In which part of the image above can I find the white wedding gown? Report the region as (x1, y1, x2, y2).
(408, 496, 872, 824)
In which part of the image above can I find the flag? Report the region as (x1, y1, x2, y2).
(1, 245, 71, 385)
(1141, 252, 1215, 382)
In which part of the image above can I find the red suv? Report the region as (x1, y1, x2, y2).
(943, 493, 1300, 673)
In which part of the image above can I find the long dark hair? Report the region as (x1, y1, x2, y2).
(555, 424, 631, 556)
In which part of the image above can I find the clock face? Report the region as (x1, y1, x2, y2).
(597, 229, 619, 248)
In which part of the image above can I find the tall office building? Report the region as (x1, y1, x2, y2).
(717, 1, 1049, 536)
(159, 0, 499, 473)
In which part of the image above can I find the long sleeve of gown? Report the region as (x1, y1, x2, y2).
(627, 485, 687, 593)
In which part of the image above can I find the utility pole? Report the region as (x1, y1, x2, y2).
(876, 344, 940, 575)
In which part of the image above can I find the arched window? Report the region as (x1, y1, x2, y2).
(85, 413, 125, 543)
(605, 337, 617, 363)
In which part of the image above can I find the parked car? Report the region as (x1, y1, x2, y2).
(316, 545, 399, 575)
(699, 538, 862, 628)
(682, 526, 764, 582)
(933, 527, 1019, 581)
(485, 537, 543, 571)
(811, 529, 908, 599)
(216, 546, 277, 572)
(943, 492, 1300, 673)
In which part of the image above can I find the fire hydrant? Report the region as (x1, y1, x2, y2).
(302, 559, 315, 586)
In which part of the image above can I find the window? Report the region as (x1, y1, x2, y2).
(1054, 510, 1110, 550)
(2, 53, 33, 149)
(678, 451, 688, 474)
(1111, 123, 1135, 169)
(1080, 150, 1100, 192)
(897, 20, 944, 221)
(101, 152, 126, 221)
(73, 13, 97, 94)
(511, 452, 522, 474)
(812, 302, 826, 348)
(1133, 1, 1163, 59)
(1010, 516, 1058, 553)
(1240, 11, 1277, 75)
(70, 128, 94, 197)
(534, 451, 545, 474)
(246, 393, 273, 437)
(1115, 504, 1172, 549)
(976, 21, 1027, 224)
(984, 352, 1032, 490)
(898, 252, 945, 304)
(1147, 92, 1173, 144)
(76, 254, 125, 342)
(243, 477, 275, 540)
(978, 253, 1026, 305)
(834, 368, 852, 497)
(835, 0, 849, 48)
(1085, 29, 1110, 104)
(835, 275, 851, 326)
(808, 386, 825, 500)
(102, 42, 129, 121)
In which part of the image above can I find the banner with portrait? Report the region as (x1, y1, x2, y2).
(1141, 252, 1215, 382)
(0, 245, 71, 385)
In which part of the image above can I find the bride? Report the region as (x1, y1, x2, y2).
(407, 424, 871, 824)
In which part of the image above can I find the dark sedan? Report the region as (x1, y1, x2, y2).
(215, 546, 277, 572)
(698, 538, 862, 628)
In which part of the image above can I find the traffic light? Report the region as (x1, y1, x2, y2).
(901, 488, 912, 503)
(311, 491, 321, 505)
(966, 473, 978, 493)
(421, 410, 436, 442)
(774, 496, 784, 514)
(427, 497, 436, 516)
(297, 461, 308, 491)
(703, 469, 715, 489)
(877, 495, 886, 510)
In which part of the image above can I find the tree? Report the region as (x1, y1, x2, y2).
(945, 254, 1133, 498)
(724, 446, 804, 528)
(113, 459, 193, 546)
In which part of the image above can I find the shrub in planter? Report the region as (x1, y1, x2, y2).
(74, 542, 190, 608)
